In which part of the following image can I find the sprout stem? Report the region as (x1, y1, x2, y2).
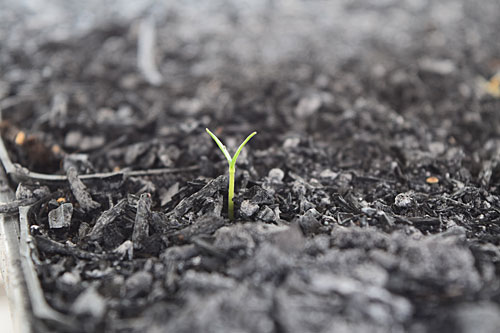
(206, 128, 257, 220)
(228, 166, 235, 219)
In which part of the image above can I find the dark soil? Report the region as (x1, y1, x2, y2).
(2, 1, 500, 332)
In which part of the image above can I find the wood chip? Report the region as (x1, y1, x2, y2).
(87, 199, 128, 241)
(132, 193, 152, 250)
(65, 166, 101, 211)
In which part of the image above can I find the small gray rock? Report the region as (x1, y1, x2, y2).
(60, 271, 80, 285)
(114, 240, 134, 260)
(48, 203, 73, 229)
(15, 184, 33, 200)
(319, 169, 338, 180)
(65, 131, 105, 151)
(394, 192, 414, 208)
(71, 286, 106, 318)
(298, 209, 322, 235)
(268, 168, 285, 182)
(283, 137, 300, 148)
(418, 58, 456, 75)
(240, 200, 259, 218)
(295, 94, 322, 118)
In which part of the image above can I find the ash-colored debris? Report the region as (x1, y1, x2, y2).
(390, 234, 482, 296)
(36, 215, 495, 333)
(171, 214, 225, 244)
(269, 224, 305, 254)
(308, 273, 412, 319)
(48, 203, 73, 229)
(64, 131, 105, 151)
(275, 273, 410, 333)
(126, 271, 153, 298)
(446, 302, 500, 333)
(87, 199, 129, 241)
(330, 227, 392, 250)
(177, 270, 237, 294)
(228, 242, 294, 283)
(71, 286, 106, 319)
(150, 284, 275, 333)
(15, 183, 49, 200)
(161, 244, 199, 264)
(212, 224, 256, 258)
(150, 225, 421, 332)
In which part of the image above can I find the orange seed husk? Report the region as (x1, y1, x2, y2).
(426, 176, 439, 184)
(15, 131, 26, 145)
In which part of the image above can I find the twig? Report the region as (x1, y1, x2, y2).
(138, 17, 162, 86)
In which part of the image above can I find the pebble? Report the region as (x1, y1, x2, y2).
(418, 58, 456, 75)
(114, 240, 134, 260)
(60, 272, 80, 285)
(283, 137, 300, 148)
(319, 169, 338, 180)
(240, 200, 259, 218)
(71, 287, 106, 318)
(394, 192, 413, 208)
(295, 94, 322, 118)
(64, 131, 105, 150)
(298, 209, 322, 235)
(268, 168, 285, 182)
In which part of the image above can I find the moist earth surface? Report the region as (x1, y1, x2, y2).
(1, 1, 500, 332)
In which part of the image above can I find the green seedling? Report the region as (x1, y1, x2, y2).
(206, 128, 257, 220)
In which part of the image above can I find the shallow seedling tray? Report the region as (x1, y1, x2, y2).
(0, 109, 199, 187)
(0, 166, 76, 332)
(20, 204, 76, 332)
(0, 109, 200, 332)
(0, 165, 33, 333)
